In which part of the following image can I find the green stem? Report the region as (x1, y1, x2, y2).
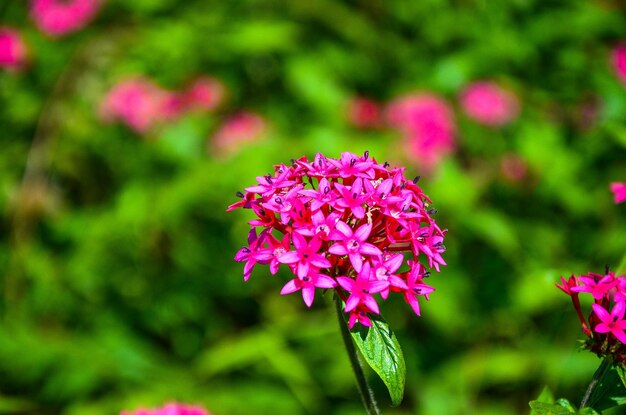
(335, 295, 380, 415)
(580, 358, 613, 409)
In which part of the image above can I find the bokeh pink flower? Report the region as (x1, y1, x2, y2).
(0, 27, 28, 70)
(211, 112, 267, 156)
(500, 154, 527, 182)
(347, 97, 382, 129)
(610, 182, 626, 204)
(31, 0, 102, 37)
(182, 77, 225, 112)
(121, 402, 210, 415)
(460, 81, 520, 126)
(612, 43, 626, 86)
(229, 151, 446, 328)
(100, 76, 225, 134)
(100, 77, 176, 133)
(386, 93, 456, 172)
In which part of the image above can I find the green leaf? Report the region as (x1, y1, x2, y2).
(349, 313, 406, 406)
(531, 387, 556, 414)
(587, 364, 626, 411)
(529, 400, 576, 414)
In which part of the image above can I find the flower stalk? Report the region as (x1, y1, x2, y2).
(335, 295, 380, 415)
(580, 357, 612, 409)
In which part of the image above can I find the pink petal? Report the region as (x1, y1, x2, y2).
(360, 243, 382, 257)
(368, 280, 390, 293)
(302, 286, 315, 307)
(613, 301, 626, 320)
(406, 294, 422, 316)
(292, 232, 307, 250)
(328, 243, 348, 256)
(592, 304, 611, 322)
(352, 205, 365, 219)
(594, 323, 610, 334)
(349, 253, 363, 272)
(345, 295, 360, 312)
(278, 251, 300, 264)
(315, 275, 337, 289)
(354, 223, 372, 241)
(362, 295, 380, 314)
(280, 279, 300, 295)
(613, 328, 626, 344)
(336, 276, 355, 291)
(335, 221, 353, 237)
(311, 256, 331, 268)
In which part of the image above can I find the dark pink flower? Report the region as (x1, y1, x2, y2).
(31, 0, 102, 37)
(211, 112, 267, 156)
(0, 27, 28, 71)
(121, 402, 211, 415)
(460, 81, 520, 126)
(610, 182, 626, 204)
(612, 43, 626, 86)
(229, 151, 447, 326)
(386, 93, 456, 172)
(346, 97, 382, 129)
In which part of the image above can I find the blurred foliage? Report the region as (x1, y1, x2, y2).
(2, 0, 626, 414)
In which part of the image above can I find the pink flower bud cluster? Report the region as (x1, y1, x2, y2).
(386, 93, 456, 173)
(557, 271, 626, 364)
(610, 182, 626, 204)
(121, 402, 210, 415)
(100, 76, 224, 133)
(460, 81, 520, 127)
(30, 0, 102, 37)
(228, 151, 447, 328)
(0, 27, 28, 71)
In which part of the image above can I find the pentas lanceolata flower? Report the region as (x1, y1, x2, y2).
(228, 151, 447, 328)
(557, 271, 626, 364)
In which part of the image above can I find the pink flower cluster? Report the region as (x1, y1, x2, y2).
(100, 76, 224, 133)
(613, 43, 626, 86)
(30, 0, 102, 37)
(121, 402, 210, 415)
(386, 93, 456, 172)
(346, 97, 383, 129)
(610, 182, 626, 204)
(460, 81, 520, 127)
(0, 27, 28, 70)
(211, 112, 267, 156)
(558, 271, 626, 363)
(228, 151, 446, 328)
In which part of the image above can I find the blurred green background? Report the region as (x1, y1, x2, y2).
(2, 0, 626, 414)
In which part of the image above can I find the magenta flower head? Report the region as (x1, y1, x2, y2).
(229, 151, 447, 328)
(386, 93, 456, 172)
(120, 402, 211, 415)
(610, 182, 626, 204)
(30, 0, 102, 37)
(0, 27, 28, 71)
(612, 43, 626, 86)
(460, 81, 520, 127)
(182, 77, 225, 112)
(558, 271, 626, 364)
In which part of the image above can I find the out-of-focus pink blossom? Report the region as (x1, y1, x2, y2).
(100, 77, 179, 133)
(0, 27, 28, 70)
(182, 77, 225, 112)
(610, 182, 626, 204)
(211, 112, 267, 155)
(386, 93, 456, 172)
(460, 81, 520, 126)
(347, 97, 382, 129)
(121, 402, 211, 415)
(31, 0, 102, 37)
(612, 43, 626, 85)
(500, 154, 527, 182)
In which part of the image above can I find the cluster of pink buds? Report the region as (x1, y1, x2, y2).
(228, 151, 447, 328)
(557, 271, 626, 364)
(121, 402, 210, 415)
